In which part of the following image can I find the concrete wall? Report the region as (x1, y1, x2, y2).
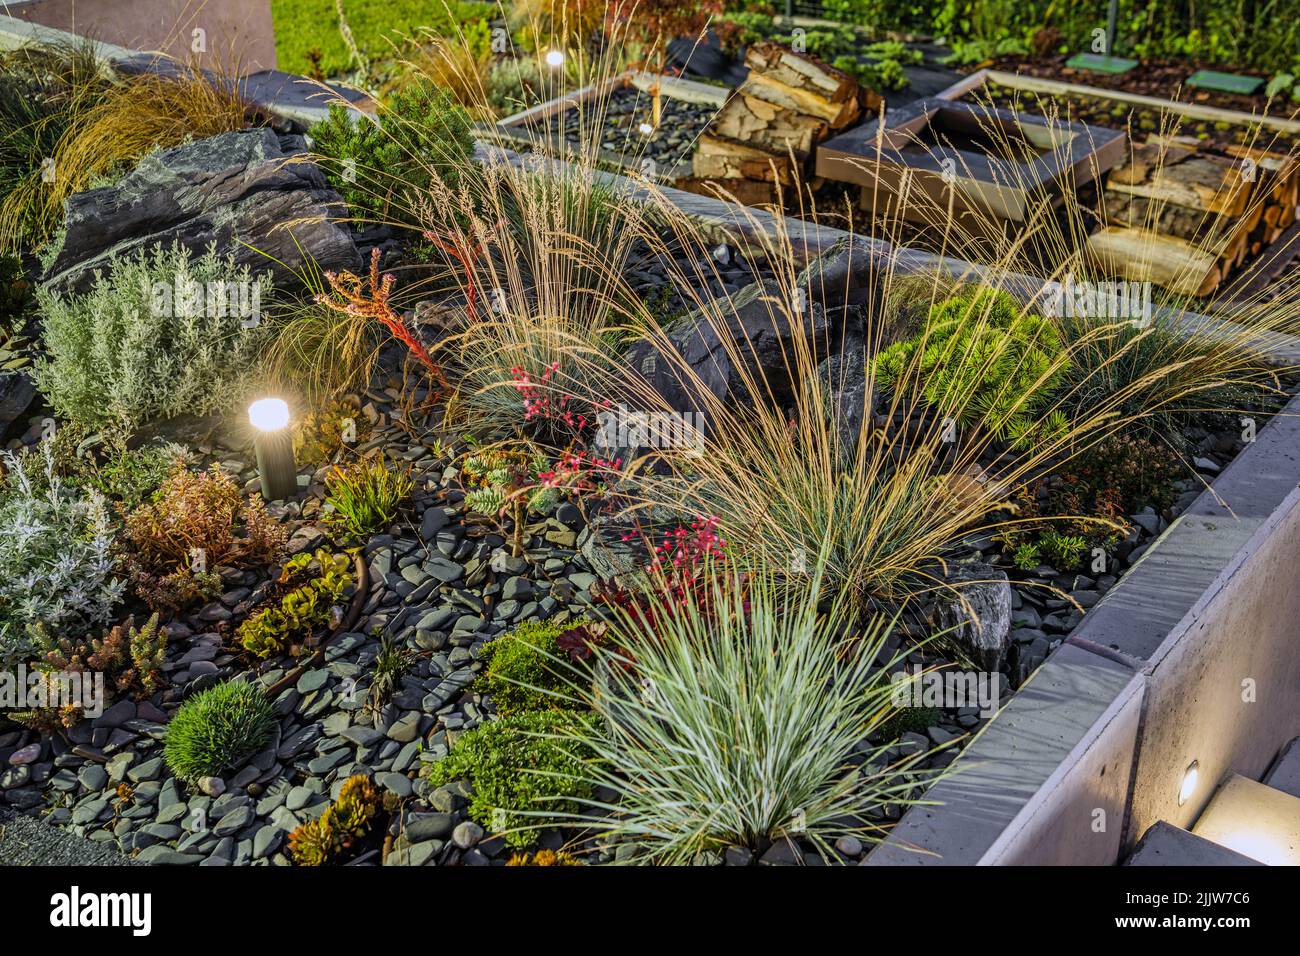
(1127, 487, 1300, 840)
(868, 388, 1300, 865)
(1, 0, 276, 73)
(868, 645, 1145, 865)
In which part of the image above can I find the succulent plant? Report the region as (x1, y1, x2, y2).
(288, 816, 335, 867)
(237, 550, 352, 659)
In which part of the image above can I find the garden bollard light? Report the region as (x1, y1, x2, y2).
(249, 398, 297, 501)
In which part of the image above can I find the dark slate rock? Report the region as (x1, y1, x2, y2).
(929, 562, 1014, 671)
(43, 128, 360, 294)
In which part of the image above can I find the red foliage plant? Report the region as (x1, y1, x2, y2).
(422, 226, 486, 321)
(607, 0, 723, 58)
(537, 449, 623, 496)
(592, 515, 730, 636)
(317, 248, 447, 388)
(120, 464, 288, 612)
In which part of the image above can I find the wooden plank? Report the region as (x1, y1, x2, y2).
(934, 68, 991, 102)
(627, 71, 729, 108)
(496, 73, 626, 128)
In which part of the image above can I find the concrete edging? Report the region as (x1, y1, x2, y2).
(866, 390, 1300, 865)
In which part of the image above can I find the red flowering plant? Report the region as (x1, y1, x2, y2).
(510, 361, 612, 450)
(584, 514, 731, 643)
(648, 514, 728, 607)
(317, 248, 447, 391)
(536, 449, 623, 497)
(500, 359, 627, 528)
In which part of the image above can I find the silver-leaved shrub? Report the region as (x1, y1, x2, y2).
(0, 445, 125, 668)
(34, 242, 272, 430)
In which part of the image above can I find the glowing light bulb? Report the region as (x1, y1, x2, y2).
(545, 49, 565, 68)
(249, 397, 290, 432)
(1179, 761, 1199, 806)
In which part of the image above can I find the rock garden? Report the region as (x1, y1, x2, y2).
(1, 2, 1299, 870)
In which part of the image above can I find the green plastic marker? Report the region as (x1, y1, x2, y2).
(1065, 0, 1137, 75)
(1186, 70, 1264, 96)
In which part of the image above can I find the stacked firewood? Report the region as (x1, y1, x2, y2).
(1087, 135, 1299, 297)
(689, 43, 868, 205)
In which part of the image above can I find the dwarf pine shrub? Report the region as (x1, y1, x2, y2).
(310, 78, 474, 221)
(163, 680, 275, 783)
(34, 242, 271, 431)
(873, 286, 1066, 439)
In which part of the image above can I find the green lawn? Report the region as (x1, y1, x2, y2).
(271, 0, 496, 78)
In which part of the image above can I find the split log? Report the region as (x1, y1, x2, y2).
(744, 43, 859, 106)
(1108, 142, 1252, 217)
(710, 91, 829, 158)
(1098, 136, 1300, 294)
(693, 134, 798, 185)
(1102, 190, 1256, 245)
(689, 44, 867, 204)
(739, 72, 862, 129)
(1086, 226, 1222, 298)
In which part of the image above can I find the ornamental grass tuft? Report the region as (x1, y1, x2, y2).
(162, 680, 275, 784)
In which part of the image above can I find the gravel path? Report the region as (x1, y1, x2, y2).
(0, 808, 135, 866)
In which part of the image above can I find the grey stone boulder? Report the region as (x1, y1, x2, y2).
(43, 128, 360, 294)
(813, 327, 870, 460)
(795, 235, 878, 309)
(929, 562, 1014, 671)
(621, 278, 835, 430)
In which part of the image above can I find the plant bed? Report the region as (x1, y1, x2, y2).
(493, 72, 727, 182)
(868, 379, 1300, 865)
(978, 54, 1293, 122)
(534, 83, 721, 177)
(816, 97, 1125, 226)
(4, 15, 1300, 871)
(941, 69, 1300, 151)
